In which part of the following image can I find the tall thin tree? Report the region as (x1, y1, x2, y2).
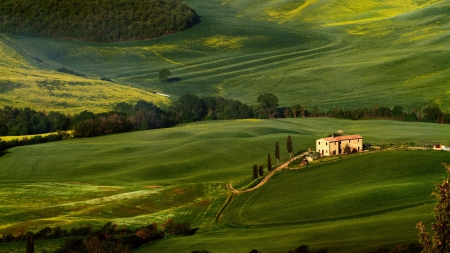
(275, 141, 280, 165)
(268, 153, 272, 171)
(287, 135, 294, 159)
(252, 164, 258, 179)
(258, 165, 264, 177)
(26, 233, 34, 253)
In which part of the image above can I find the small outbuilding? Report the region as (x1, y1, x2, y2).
(316, 134, 363, 157)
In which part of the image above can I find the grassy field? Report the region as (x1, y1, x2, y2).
(0, 118, 449, 252)
(1, 0, 449, 113)
(143, 150, 446, 252)
(0, 36, 170, 114)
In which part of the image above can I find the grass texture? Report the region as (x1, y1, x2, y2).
(0, 0, 449, 113)
(0, 118, 449, 252)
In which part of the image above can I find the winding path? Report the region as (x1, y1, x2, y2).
(226, 152, 308, 194)
(215, 152, 308, 224)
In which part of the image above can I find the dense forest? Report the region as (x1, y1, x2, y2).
(0, 0, 198, 42)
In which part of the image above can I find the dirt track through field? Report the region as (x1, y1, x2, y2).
(216, 152, 307, 224)
(226, 152, 307, 194)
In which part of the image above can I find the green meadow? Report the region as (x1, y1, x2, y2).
(0, 118, 449, 252)
(1, 0, 450, 113)
(1, 0, 450, 251)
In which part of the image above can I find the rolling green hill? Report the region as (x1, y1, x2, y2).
(1, 0, 449, 113)
(143, 152, 448, 253)
(0, 118, 449, 252)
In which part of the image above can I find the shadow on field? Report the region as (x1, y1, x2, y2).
(0, 151, 9, 158)
(189, 15, 202, 28)
(168, 77, 181, 82)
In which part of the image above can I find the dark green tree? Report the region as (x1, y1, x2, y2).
(287, 135, 293, 158)
(159, 68, 172, 82)
(268, 153, 272, 171)
(253, 164, 258, 179)
(0, 0, 198, 42)
(26, 233, 34, 253)
(47, 111, 70, 132)
(292, 104, 305, 118)
(174, 93, 205, 123)
(417, 164, 450, 253)
(275, 141, 280, 165)
(423, 105, 443, 123)
(392, 105, 405, 119)
(257, 93, 279, 118)
(258, 165, 264, 176)
(293, 245, 309, 253)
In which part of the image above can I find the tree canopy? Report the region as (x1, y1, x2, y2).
(159, 69, 172, 82)
(257, 93, 279, 117)
(417, 164, 450, 252)
(0, 0, 198, 42)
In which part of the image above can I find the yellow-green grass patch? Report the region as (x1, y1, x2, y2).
(0, 131, 73, 142)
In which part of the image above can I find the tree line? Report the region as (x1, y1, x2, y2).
(0, 94, 265, 138)
(0, 0, 198, 42)
(326, 104, 449, 123)
(1, 220, 196, 253)
(1, 93, 449, 142)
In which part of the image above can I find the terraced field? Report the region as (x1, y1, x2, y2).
(0, 118, 449, 252)
(1, 0, 449, 113)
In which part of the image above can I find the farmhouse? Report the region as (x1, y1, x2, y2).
(316, 134, 363, 156)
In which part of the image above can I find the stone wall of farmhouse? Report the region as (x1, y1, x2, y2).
(316, 138, 363, 156)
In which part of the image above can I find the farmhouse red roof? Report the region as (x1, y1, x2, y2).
(323, 134, 363, 142)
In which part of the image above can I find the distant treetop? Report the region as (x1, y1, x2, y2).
(0, 0, 198, 42)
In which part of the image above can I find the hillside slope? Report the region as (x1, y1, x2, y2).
(0, 35, 170, 113)
(0, 118, 449, 252)
(0, 0, 449, 112)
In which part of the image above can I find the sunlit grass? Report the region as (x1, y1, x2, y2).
(0, 38, 171, 113)
(202, 35, 247, 50)
(0, 182, 219, 234)
(266, 0, 318, 24)
(0, 118, 449, 251)
(308, 0, 442, 26)
(0, 131, 73, 142)
(2, 0, 449, 112)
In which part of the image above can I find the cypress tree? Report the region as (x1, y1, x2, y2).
(252, 164, 258, 179)
(26, 233, 34, 253)
(275, 141, 280, 165)
(287, 135, 293, 159)
(258, 165, 264, 177)
(268, 153, 272, 171)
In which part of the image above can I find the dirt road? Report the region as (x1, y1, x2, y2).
(226, 152, 307, 194)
